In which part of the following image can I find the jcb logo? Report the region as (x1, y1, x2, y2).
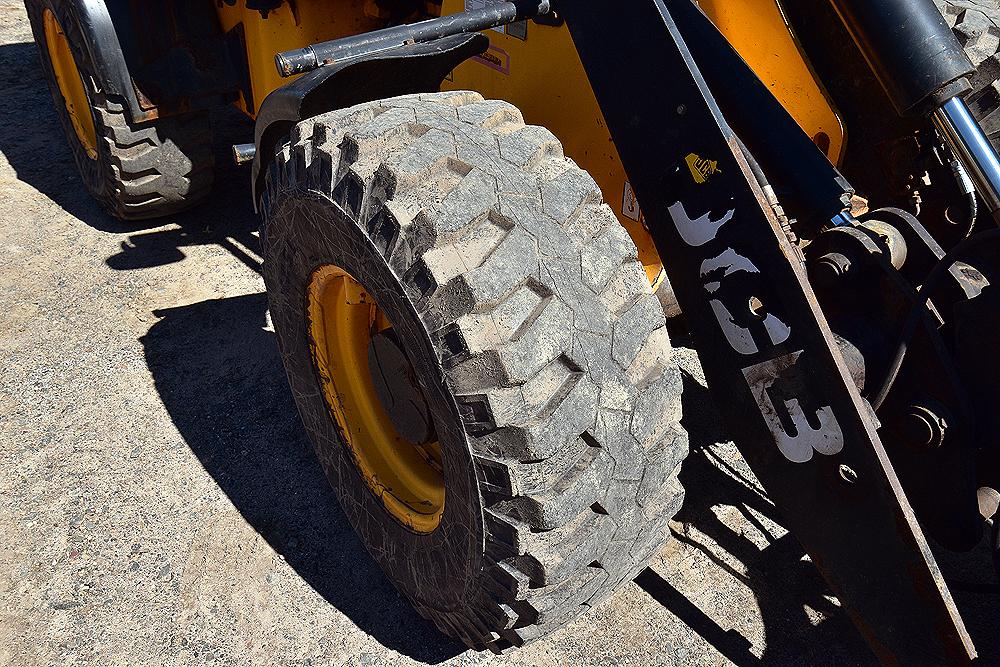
(667, 197, 845, 463)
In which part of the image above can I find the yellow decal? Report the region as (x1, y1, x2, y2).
(686, 153, 721, 185)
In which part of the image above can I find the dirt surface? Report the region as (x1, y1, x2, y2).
(1, 2, 997, 665)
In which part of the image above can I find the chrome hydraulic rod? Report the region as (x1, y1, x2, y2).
(933, 96, 1000, 225)
(275, 1, 551, 78)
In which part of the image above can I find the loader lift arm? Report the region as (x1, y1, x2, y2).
(561, 1, 974, 663)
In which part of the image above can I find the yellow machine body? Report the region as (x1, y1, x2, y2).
(218, 0, 844, 282)
(214, 0, 385, 116)
(440, 0, 844, 284)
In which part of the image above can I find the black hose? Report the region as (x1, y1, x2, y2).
(946, 156, 979, 240)
(959, 190, 978, 240)
(870, 228, 1000, 411)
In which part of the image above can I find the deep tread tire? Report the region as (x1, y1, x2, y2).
(936, 1, 1000, 143)
(261, 92, 688, 651)
(937, 0, 1000, 84)
(26, 0, 214, 220)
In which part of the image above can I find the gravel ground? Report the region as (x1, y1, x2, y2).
(1, 2, 997, 665)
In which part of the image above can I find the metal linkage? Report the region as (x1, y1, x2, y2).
(825, 0, 974, 116)
(822, 0, 1000, 227)
(933, 96, 1000, 225)
(274, 0, 551, 77)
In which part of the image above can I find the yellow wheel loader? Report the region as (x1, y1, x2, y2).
(26, 0, 1000, 662)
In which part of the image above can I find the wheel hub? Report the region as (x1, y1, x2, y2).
(368, 329, 434, 446)
(306, 264, 444, 533)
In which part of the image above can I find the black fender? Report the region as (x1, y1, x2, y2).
(67, 0, 148, 122)
(251, 31, 489, 207)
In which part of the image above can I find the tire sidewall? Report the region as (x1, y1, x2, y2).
(26, 0, 111, 200)
(262, 184, 487, 612)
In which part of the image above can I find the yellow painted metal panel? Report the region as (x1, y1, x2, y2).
(215, 0, 383, 117)
(440, 0, 844, 285)
(699, 0, 845, 162)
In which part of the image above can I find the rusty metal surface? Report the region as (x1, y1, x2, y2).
(561, 0, 975, 662)
(115, 0, 245, 118)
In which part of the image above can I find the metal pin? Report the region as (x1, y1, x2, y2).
(233, 143, 257, 165)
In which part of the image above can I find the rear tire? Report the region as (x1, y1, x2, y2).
(261, 92, 688, 651)
(26, 0, 214, 220)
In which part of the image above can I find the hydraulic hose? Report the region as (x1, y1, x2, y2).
(871, 228, 1000, 411)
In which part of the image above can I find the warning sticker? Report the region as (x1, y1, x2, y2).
(685, 153, 722, 185)
(473, 45, 511, 75)
(465, 0, 506, 34)
(622, 181, 642, 222)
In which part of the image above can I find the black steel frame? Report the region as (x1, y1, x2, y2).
(561, 3, 973, 663)
(59, 0, 145, 120)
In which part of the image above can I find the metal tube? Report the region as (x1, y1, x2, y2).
(933, 96, 1000, 225)
(275, 1, 551, 77)
(232, 143, 256, 165)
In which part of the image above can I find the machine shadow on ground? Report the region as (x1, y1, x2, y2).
(139, 285, 875, 665)
(651, 372, 871, 666)
(646, 366, 1000, 665)
(0, 42, 132, 230)
(0, 40, 260, 272)
(140, 292, 466, 663)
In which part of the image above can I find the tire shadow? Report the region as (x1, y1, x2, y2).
(140, 292, 463, 664)
(0, 39, 259, 269)
(0, 41, 119, 229)
(645, 364, 1000, 665)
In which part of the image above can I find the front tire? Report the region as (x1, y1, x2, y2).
(261, 92, 688, 651)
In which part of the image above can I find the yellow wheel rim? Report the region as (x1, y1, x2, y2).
(43, 9, 98, 160)
(307, 265, 445, 534)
